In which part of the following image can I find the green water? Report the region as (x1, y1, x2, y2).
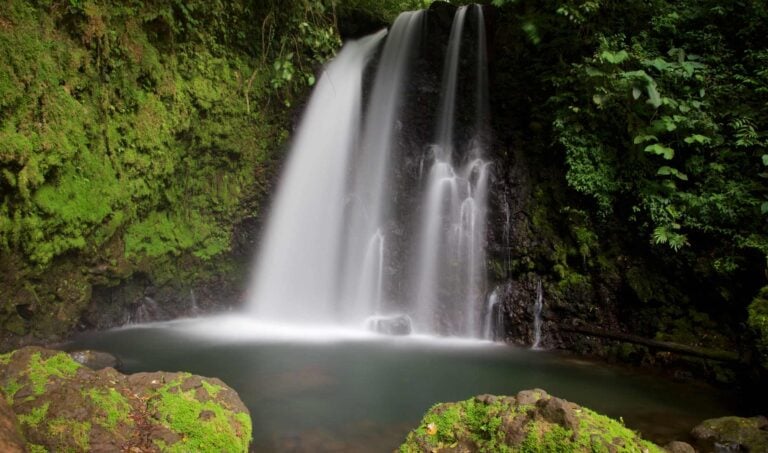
(66, 316, 736, 452)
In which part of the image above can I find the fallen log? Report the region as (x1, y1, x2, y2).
(558, 323, 741, 363)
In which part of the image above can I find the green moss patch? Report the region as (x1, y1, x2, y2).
(84, 387, 133, 432)
(148, 375, 252, 452)
(26, 352, 81, 395)
(17, 402, 49, 428)
(48, 418, 92, 451)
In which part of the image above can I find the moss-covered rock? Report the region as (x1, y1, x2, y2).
(691, 416, 768, 453)
(399, 389, 662, 452)
(0, 346, 251, 452)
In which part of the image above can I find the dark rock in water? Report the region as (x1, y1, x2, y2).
(691, 416, 768, 453)
(400, 389, 662, 452)
(0, 393, 24, 453)
(367, 315, 412, 335)
(664, 441, 696, 453)
(68, 349, 121, 370)
(0, 346, 252, 452)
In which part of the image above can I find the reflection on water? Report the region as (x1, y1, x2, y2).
(66, 315, 737, 452)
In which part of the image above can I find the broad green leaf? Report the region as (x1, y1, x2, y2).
(762, 154, 768, 166)
(657, 166, 688, 180)
(681, 62, 695, 77)
(684, 134, 711, 145)
(623, 70, 652, 82)
(650, 117, 677, 133)
(585, 66, 604, 77)
(633, 134, 658, 144)
(644, 143, 675, 159)
(762, 202, 768, 214)
(646, 57, 671, 71)
(601, 49, 629, 64)
(632, 87, 641, 99)
(646, 82, 661, 108)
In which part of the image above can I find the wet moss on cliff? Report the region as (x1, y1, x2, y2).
(0, 0, 341, 345)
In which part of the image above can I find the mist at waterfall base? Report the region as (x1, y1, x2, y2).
(65, 7, 737, 451)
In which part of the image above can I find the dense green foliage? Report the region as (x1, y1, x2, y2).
(550, 0, 768, 260)
(552, 0, 766, 267)
(491, 0, 767, 352)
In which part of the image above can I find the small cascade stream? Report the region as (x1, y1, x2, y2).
(246, 5, 491, 338)
(532, 278, 544, 349)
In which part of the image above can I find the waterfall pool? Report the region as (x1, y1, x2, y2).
(66, 315, 737, 451)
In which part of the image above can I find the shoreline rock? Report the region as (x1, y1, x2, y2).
(399, 389, 663, 452)
(691, 415, 768, 452)
(0, 346, 251, 452)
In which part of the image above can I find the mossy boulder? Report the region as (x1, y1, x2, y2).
(399, 389, 662, 452)
(691, 416, 768, 452)
(0, 347, 251, 452)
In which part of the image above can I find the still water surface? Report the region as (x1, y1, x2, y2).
(67, 315, 735, 452)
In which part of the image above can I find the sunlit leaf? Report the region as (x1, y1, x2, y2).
(601, 49, 629, 64)
(644, 143, 675, 159)
(646, 81, 661, 108)
(657, 166, 688, 180)
(633, 134, 658, 144)
(684, 134, 711, 145)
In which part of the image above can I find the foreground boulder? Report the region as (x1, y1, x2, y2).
(400, 389, 662, 452)
(691, 415, 768, 452)
(0, 347, 251, 452)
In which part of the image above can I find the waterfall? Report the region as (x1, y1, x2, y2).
(246, 6, 491, 338)
(246, 30, 387, 324)
(337, 11, 425, 322)
(410, 5, 490, 337)
(189, 289, 200, 316)
(532, 279, 544, 349)
(483, 288, 498, 340)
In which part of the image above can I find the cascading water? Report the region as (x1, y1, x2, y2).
(337, 11, 425, 322)
(247, 6, 491, 338)
(246, 30, 387, 324)
(483, 288, 498, 340)
(410, 5, 490, 337)
(532, 278, 544, 349)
